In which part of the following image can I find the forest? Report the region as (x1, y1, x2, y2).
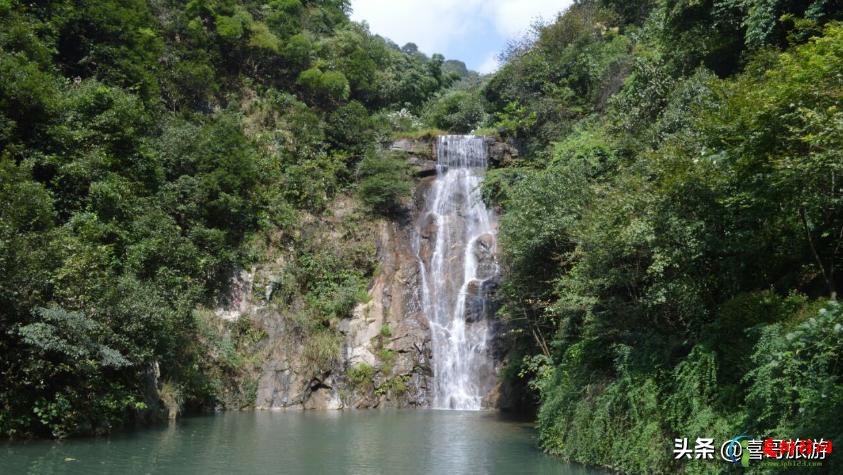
(0, 0, 463, 438)
(1, 0, 842, 473)
(463, 1, 843, 473)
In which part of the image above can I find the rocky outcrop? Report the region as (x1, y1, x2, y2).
(338, 215, 433, 408)
(213, 140, 438, 411)
(485, 136, 518, 166)
(215, 270, 255, 322)
(393, 134, 517, 172)
(391, 137, 437, 177)
(245, 204, 435, 409)
(253, 309, 343, 410)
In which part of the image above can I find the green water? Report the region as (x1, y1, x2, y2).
(2, 410, 602, 474)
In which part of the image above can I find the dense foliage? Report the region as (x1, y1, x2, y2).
(477, 1, 843, 472)
(3, 2, 842, 472)
(0, 0, 461, 438)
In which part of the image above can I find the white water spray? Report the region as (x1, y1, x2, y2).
(416, 135, 498, 410)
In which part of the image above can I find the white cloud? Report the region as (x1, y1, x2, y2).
(350, 0, 477, 54)
(482, 0, 568, 37)
(350, 0, 572, 68)
(477, 54, 501, 75)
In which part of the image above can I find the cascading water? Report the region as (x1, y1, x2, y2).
(416, 135, 498, 410)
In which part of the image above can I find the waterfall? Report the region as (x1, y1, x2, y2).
(416, 135, 498, 410)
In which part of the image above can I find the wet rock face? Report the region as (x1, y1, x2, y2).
(464, 280, 485, 324)
(463, 278, 500, 324)
(473, 233, 497, 281)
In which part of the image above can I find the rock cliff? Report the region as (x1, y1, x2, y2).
(214, 136, 515, 411)
(213, 139, 437, 410)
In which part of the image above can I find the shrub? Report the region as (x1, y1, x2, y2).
(377, 348, 396, 373)
(375, 374, 410, 397)
(356, 151, 411, 217)
(302, 330, 342, 373)
(158, 381, 184, 420)
(347, 363, 375, 387)
(423, 90, 487, 133)
(744, 300, 843, 442)
(326, 101, 375, 154)
(297, 68, 350, 104)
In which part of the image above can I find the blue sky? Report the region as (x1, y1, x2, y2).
(349, 0, 574, 74)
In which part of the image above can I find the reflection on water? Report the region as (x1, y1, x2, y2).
(2, 410, 602, 474)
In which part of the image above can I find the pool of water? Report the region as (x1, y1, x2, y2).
(2, 410, 602, 474)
